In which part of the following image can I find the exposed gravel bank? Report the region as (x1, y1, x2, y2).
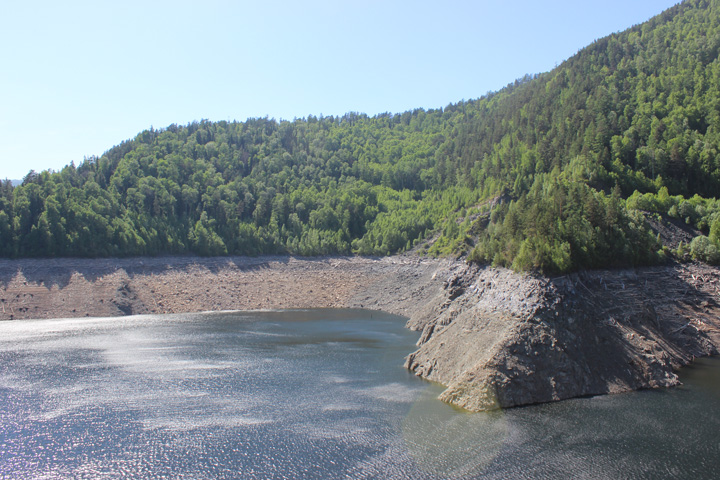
(0, 256, 440, 319)
(1, 255, 719, 411)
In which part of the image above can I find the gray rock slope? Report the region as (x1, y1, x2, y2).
(351, 260, 720, 411)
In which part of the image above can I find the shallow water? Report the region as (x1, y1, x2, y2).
(0, 309, 718, 479)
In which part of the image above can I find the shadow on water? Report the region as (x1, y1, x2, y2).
(397, 355, 720, 480)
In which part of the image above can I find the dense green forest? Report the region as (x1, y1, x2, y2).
(2, 0, 720, 273)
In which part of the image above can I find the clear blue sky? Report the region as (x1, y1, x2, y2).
(0, 0, 680, 180)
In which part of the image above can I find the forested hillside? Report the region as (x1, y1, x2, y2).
(2, 0, 720, 272)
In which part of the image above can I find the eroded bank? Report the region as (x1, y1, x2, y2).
(2, 255, 719, 410)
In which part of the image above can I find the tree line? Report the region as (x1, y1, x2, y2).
(1, 0, 720, 273)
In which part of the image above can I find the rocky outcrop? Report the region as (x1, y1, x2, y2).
(398, 263, 720, 411)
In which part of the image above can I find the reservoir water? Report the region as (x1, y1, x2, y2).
(0, 309, 718, 479)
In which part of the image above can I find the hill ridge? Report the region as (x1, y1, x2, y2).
(1, 0, 720, 273)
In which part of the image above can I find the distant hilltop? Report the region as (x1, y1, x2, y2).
(1, 0, 720, 273)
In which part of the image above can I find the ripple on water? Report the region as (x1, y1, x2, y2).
(1, 311, 719, 479)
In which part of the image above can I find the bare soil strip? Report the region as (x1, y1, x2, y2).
(0, 255, 441, 320)
(2, 255, 719, 411)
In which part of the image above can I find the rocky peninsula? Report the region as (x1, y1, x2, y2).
(1, 255, 719, 411)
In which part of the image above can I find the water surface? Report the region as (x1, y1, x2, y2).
(0, 310, 718, 479)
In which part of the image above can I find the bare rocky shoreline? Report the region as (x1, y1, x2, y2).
(0, 255, 417, 319)
(1, 254, 719, 411)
